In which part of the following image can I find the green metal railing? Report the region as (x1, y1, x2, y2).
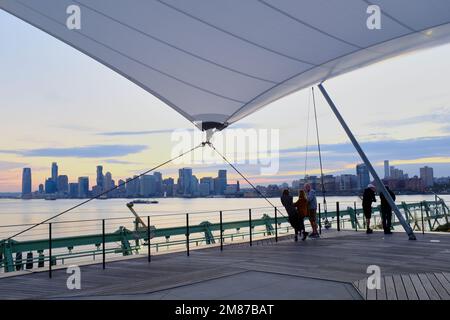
(1, 200, 449, 274)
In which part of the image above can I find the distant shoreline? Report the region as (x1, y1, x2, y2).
(1, 192, 449, 200)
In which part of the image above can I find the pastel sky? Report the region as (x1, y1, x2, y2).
(1, 10, 450, 192)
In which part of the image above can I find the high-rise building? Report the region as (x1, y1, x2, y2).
(214, 170, 227, 195)
(51, 162, 58, 184)
(45, 178, 57, 194)
(78, 177, 89, 198)
(96, 165, 104, 191)
(200, 177, 214, 194)
(126, 176, 140, 197)
(104, 172, 113, 192)
(178, 168, 193, 196)
(117, 179, 126, 196)
(191, 175, 199, 196)
(163, 178, 174, 197)
(356, 163, 370, 190)
(57, 175, 69, 194)
(38, 184, 44, 194)
(21, 168, 32, 197)
(153, 172, 163, 195)
(140, 175, 156, 197)
(390, 166, 407, 180)
(420, 166, 434, 188)
(69, 183, 79, 198)
(384, 160, 390, 178)
(218, 170, 227, 180)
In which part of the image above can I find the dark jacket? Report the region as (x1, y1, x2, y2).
(380, 188, 396, 212)
(362, 188, 376, 208)
(281, 194, 297, 218)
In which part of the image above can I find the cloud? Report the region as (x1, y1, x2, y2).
(103, 159, 139, 165)
(0, 160, 27, 170)
(371, 106, 450, 127)
(280, 135, 450, 160)
(97, 128, 193, 136)
(0, 145, 148, 158)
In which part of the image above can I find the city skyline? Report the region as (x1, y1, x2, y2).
(19, 159, 447, 199)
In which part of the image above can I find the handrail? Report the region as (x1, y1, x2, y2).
(1, 200, 449, 274)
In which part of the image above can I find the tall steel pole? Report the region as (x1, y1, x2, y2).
(318, 83, 416, 240)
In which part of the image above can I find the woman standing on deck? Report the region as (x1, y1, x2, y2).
(362, 184, 377, 234)
(294, 190, 309, 241)
(281, 189, 302, 242)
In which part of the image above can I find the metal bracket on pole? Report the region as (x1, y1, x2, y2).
(317, 83, 416, 240)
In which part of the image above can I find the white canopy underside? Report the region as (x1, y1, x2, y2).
(2, 0, 450, 130)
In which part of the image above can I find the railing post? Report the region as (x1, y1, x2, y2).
(274, 207, 278, 242)
(420, 202, 424, 235)
(186, 213, 190, 256)
(48, 223, 52, 278)
(220, 211, 223, 251)
(249, 209, 252, 246)
(318, 203, 322, 235)
(102, 219, 106, 269)
(336, 202, 340, 231)
(147, 216, 151, 262)
(354, 201, 358, 232)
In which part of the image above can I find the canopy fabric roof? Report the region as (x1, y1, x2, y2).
(2, 0, 450, 130)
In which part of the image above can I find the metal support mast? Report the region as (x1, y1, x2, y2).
(317, 83, 416, 240)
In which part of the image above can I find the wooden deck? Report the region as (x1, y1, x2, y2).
(1, 230, 450, 300)
(354, 272, 450, 300)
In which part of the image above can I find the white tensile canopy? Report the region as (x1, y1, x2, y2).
(2, 0, 450, 130)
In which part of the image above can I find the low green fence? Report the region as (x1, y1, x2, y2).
(1, 200, 448, 273)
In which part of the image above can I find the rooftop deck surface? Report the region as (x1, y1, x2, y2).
(1, 230, 449, 300)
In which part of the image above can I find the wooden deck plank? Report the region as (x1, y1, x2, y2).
(384, 276, 397, 300)
(357, 279, 367, 299)
(434, 273, 450, 295)
(426, 273, 450, 300)
(393, 274, 407, 300)
(377, 276, 387, 300)
(418, 273, 440, 300)
(401, 274, 419, 300)
(367, 282, 377, 300)
(409, 274, 429, 300)
(443, 272, 450, 283)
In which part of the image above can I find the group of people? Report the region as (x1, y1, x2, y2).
(362, 183, 396, 234)
(281, 183, 319, 241)
(281, 182, 397, 240)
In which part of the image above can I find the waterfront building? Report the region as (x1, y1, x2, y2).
(178, 168, 193, 196)
(163, 178, 174, 197)
(96, 165, 104, 192)
(420, 166, 434, 188)
(21, 168, 32, 197)
(153, 172, 163, 196)
(214, 170, 227, 195)
(69, 183, 79, 198)
(200, 177, 214, 194)
(78, 177, 89, 198)
(45, 178, 57, 194)
(356, 163, 370, 190)
(104, 172, 113, 194)
(140, 174, 156, 197)
(384, 160, 390, 178)
(51, 162, 58, 184)
(57, 175, 69, 194)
